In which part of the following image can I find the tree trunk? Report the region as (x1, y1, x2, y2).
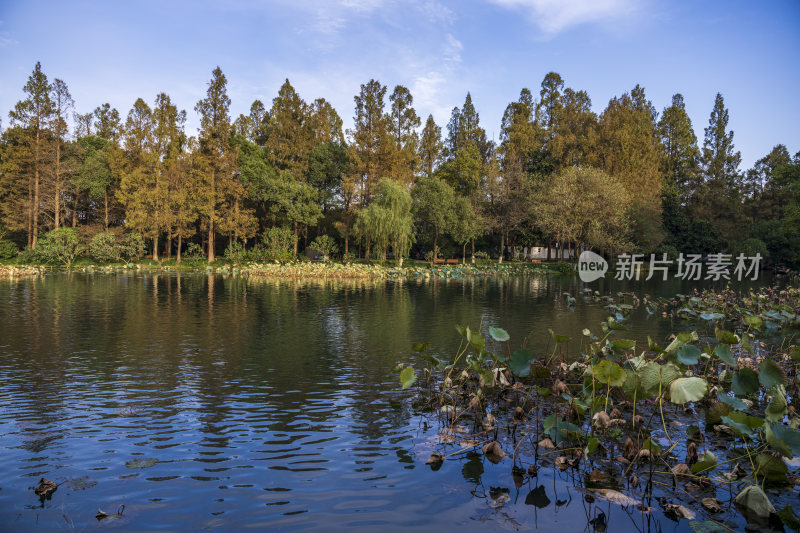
(177, 234, 182, 265)
(462, 242, 467, 263)
(104, 189, 109, 230)
(152, 235, 158, 262)
(293, 220, 299, 256)
(54, 141, 61, 229)
(166, 230, 172, 259)
(208, 218, 215, 263)
(433, 227, 438, 263)
(498, 231, 504, 264)
(471, 238, 475, 264)
(32, 126, 40, 248)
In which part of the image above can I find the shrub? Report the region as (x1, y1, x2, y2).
(733, 238, 768, 260)
(224, 240, 246, 265)
(472, 250, 489, 260)
(37, 228, 82, 266)
(120, 233, 146, 261)
(554, 261, 575, 275)
(262, 227, 294, 260)
(308, 235, 338, 260)
(0, 240, 17, 259)
(90, 231, 119, 263)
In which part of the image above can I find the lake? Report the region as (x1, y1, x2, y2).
(0, 271, 791, 531)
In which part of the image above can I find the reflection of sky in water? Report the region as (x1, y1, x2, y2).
(0, 272, 793, 531)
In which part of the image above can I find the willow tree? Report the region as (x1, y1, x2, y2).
(354, 178, 413, 263)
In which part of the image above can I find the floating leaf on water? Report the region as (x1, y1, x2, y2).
(525, 485, 550, 508)
(488, 327, 510, 342)
(663, 503, 696, 520)
(734, 484, 776, 518)
(412, 342, 431, 352)
(713, 344, 737, 367)
(677, 345, 702, 366)
(758, 359, 786, 389)
(778, 505, 800, 530)
(590, 489, 640, 507)
(125, 458, 158, 469)
(400, 366, 416, 389)
(65, 476, 97, 491)
(670, 377, 708, 404)
(688, 520, 728, 533)
(731, 368, 759, 396)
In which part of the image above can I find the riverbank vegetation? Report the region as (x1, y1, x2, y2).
(399, 285, 800, 531)
(1, 65, 799, 268)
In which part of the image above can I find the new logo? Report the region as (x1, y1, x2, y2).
(577, 250, 608, 282)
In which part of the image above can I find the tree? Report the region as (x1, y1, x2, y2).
(266, 79, 312, 180)
(50, 79, 73, 229)
(354, 178, 413, 263)
(446, 93, 490, 162)
(657, 94, 699, 205)
(194, 67, 255, 262)
(696, 93, 743, 239)
(746, 144, 791, 221)
(596, 85, 663, 250)
(8, 62, 54, 247)
(452, 196, 484, 263)
(534, 167, 631, 258)
(349, 79, 392, 204)
(412, 175, 458, 262)
(387, 85, 420, 183)
(418, 114, 444, 177)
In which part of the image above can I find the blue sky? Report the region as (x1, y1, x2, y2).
(1, 0, 798, 169)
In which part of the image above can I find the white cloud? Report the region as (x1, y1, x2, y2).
(488, 0, 639, 36)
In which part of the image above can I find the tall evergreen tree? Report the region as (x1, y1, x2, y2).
(657, 94, 699, 205)
(349, 79, 391, 204)
(696, 93, 742, 238)
(418, 114, 443, 177)
(8, 62, 54, 247)
(388, 85, 420, 183)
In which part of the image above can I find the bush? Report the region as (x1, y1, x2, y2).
(554, 261, 575, 275)
(224, 240, 246, 265)
(120, 233, 146, 261)
(733, 238, 768, 260)
(37, 228, 82, 266)
(0, 240, 17, 259)
(262, 227, 294, 259)
(90, 231, 120, 263)
(308, 235, 338, 260)
(473, 250, 489, 260)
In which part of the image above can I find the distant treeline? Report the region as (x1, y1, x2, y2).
(0, 63, 798, 265)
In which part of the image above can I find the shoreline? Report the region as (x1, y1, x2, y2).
(0, 260, 563, 280)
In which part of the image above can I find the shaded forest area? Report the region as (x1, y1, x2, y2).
(1, 62, 798, 266)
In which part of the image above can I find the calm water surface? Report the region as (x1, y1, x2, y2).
(0, 272, 785, 531)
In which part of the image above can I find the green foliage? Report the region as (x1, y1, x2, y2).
(89, 231, 120, 263)
(0, 240, 18, 259)
(309, 235, 338, 259)
(262, 226, 295, 261)
(120, 233, 146, 261)
(36, 228, 82, 266)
